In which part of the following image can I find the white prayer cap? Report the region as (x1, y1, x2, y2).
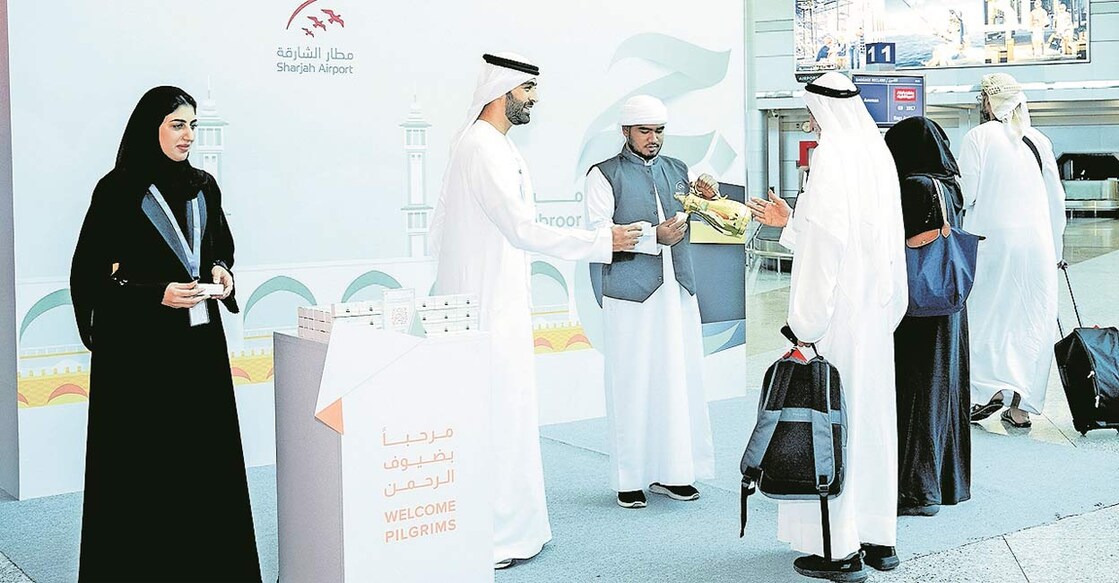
(619, 95, 668, 126)
(980, 72, 1031, 137)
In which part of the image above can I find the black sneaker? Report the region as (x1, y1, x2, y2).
(860, 543, 900, 571)
(649, 482, 700, 501)
(792, 553, 867, 582)
(616, 490, 647, 508)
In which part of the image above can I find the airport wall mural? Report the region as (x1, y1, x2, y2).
(8, 1, 746, 416)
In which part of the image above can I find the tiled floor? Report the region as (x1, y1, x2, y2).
(2, 217, 1117, 582)
(745, 216, 1119, 582)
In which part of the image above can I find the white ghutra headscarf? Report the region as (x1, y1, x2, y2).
(981, 72, 1032, 139)
(431, 52, 539, 255)
(797, 72, 903, 307)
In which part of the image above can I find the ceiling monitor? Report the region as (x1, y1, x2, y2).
(851, 73, 925, 128)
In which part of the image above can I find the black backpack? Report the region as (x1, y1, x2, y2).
(739, 349, 847, 560)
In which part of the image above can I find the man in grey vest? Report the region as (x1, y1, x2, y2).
(585, 95, 718, 509)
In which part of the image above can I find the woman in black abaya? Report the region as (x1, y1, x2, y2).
(71, 86, 261, 581)
(884, 116, 972, 517)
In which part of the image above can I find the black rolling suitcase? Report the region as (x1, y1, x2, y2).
(1054, 264, 1119, 435)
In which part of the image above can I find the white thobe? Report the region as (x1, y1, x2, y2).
(585, 163, 715, 492)
(959, 121, 1066, 414)
(432, 120, 613, 562)
(776, 140, 908, 559)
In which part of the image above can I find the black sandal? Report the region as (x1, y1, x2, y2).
(970, 397, 1004, 422)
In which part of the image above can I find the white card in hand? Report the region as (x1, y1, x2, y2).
(196, 283, 225, 298)
(633, 221, 659, 255)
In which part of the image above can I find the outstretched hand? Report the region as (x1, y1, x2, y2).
(746, 188, 791, 228)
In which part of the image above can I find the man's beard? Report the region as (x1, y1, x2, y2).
(980, 101, 994, 123)
(626, 136, 660, 160)
(505, 93, 532, 125)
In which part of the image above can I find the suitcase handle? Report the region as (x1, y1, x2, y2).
(1058, 262, 1083, 334)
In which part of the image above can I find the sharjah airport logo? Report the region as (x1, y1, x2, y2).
(276, 0, 355, 75)
(285, 0, 344, 38)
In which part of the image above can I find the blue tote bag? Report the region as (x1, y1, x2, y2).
(904, 179, 982, 317)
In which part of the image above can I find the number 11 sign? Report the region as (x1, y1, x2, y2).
(865, 42, 896, 66)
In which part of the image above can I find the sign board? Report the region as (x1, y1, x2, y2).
(852, 73, 926, 128)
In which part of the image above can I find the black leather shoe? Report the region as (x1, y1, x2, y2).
(860, 543, 900, 571)
(792, 553, 867, 582)
(616, 490, 647, 508)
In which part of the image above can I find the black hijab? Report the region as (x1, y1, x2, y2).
(115, 86, 203, 203)
(884, 116, 960, 179)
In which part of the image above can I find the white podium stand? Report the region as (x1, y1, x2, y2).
(275, 325, 493, 582)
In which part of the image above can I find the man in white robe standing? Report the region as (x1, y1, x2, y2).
(585, 95, 717, 509)
(960, 72, 1066, 428)
(747, 72, 908, 581)
(430, 53, 642, 570)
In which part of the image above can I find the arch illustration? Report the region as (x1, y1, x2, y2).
(531, 261, 569, 297)
(243, 276, 317, 321)
(19, 289, 72, 341)
(48, 383, 88, 403)
(341, 270, 402, 302)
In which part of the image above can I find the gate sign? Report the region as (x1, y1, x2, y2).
(851, 73, 925, 128)
(865, 42, 896, 66)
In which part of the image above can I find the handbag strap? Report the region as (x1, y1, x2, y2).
(930, 178, 951, 232)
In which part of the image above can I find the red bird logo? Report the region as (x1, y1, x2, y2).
(322, 9, 345, 27)
(307, 15, 328, 31)
(286, 1, 346, 35)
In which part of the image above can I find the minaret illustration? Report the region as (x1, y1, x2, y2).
(194, 83, 228, 183)
(401, 96, 433, 257)
(192, 84, 243, 352)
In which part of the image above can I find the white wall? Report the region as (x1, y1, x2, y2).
(3, 0, 745, 499)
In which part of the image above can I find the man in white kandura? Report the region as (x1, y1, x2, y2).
(585, 95, 717, 510)
(747, 71, 908, 582)
(961, 72, 1066, 429)
(430, 52, 642, 570)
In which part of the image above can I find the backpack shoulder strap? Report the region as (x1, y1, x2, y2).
(739, 364, 784, 537)
(740, 369, 783, 475)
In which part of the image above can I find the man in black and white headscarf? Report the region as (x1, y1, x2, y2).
(751, 71, 908, 581)
(430, 52, 640, 570)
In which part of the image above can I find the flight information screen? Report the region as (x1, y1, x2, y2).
(852, 74, 925, 128)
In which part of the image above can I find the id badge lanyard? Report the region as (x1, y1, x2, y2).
(149, 185, 208, 327)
